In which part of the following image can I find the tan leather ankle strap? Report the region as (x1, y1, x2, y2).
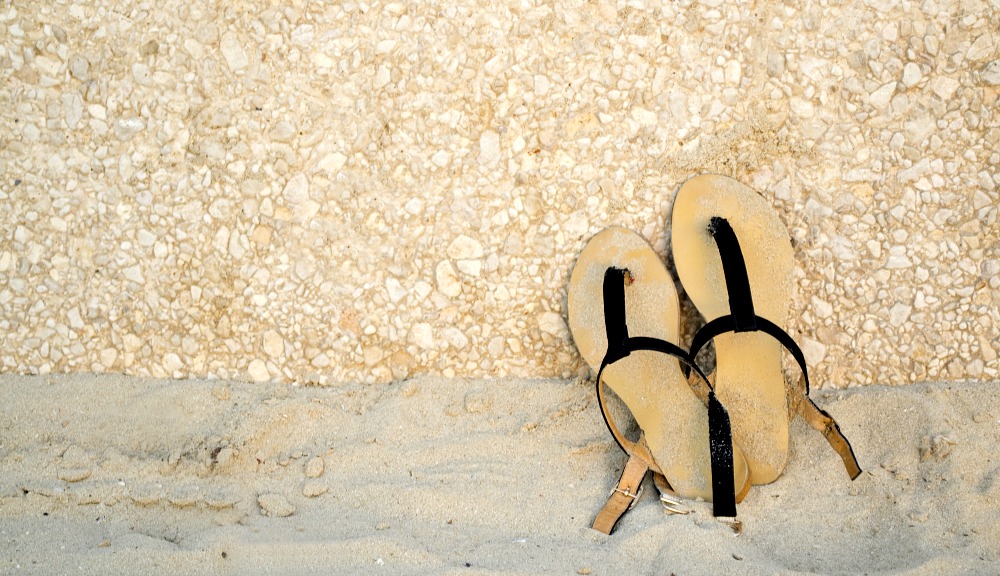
(592, 451, 650, 535)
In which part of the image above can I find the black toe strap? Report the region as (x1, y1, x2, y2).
(597, 267, 737, 517)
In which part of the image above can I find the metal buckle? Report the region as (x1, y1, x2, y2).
(612, 484, 643, 510)
(658, 492, 692, 515)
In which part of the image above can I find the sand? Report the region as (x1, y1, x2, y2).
(2, 374, 998, 575)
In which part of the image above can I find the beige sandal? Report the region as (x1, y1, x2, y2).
(567, 227, 751, 534)
(671, 175, 861, 485)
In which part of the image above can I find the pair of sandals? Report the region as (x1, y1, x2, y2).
(567, 175, 862, 534)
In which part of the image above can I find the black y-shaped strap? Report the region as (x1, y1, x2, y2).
(597, 267, 737, 517)
(708, 217, 756, 331)
(690, 218, 861, 480)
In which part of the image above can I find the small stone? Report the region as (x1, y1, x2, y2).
(248, 359, 270, 382)
(137, 229, 157, 247)
(282, 173, 318, 220)
(982, 61, 1000, 85)
(411, 323, 436, 350)
(34, 55, 62, 77)
(898, 158, 930, 183)
(269, 121, 296, 142)
(69, 55, 90, 80)
(291, 24, 315, 47)
(317, 152, 347, 172)
(967, 33, 995, 61)
(431, 150, 450, 168)
(311, 353, 330, 368)
(800, 337, 827, 365)
(443, 327, 469, 350)
(220, 32, 248, 71)
(304, 456, 325, 478)
(930, 76, 960, 100)
(163, 353, 183, 373)
(724, 60, 742, 84)
(533, 74, 550, 96)
(869, 82, 895, 110)
(62, 92, 83, 129)
(538, 312, 567, 338)
(100, 348, 118, 368)
(630, 106, 658, 126)
(478, 130, 500, 167)
(258, 493, 295, 517)
(374, 64, 391, 88)
(790, 97, 814, 118)
(447, 235, 484, 260)
(456, 259, 482, 276)
(901, 62, 922, 87)
(766, 51, 785, 77)
(435, 261, 462, 297)
(262, 330, 284, 358)
(140, 40, 159, 57)
(67, 307, 84, 329)
(302, 481, 327, 498)
(811, 297, 834, 319)
(113, 118, 145, 141)
(886, 255, 912, 268)
(889, 303, 912, 326)
(385, 278, 407, 303)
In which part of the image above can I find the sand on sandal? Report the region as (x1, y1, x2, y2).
(1, 373, 998, 575)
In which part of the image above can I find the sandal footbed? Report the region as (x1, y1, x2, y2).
(671, 175, 793, 485)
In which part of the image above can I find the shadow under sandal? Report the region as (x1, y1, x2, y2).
(671, 175, 862, 485)
(566, 227, 750, 535)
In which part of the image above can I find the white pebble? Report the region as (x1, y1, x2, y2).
(262, 330, 284, 358)
(901, 62, 922, 87)
(410, 323, 436, 350)
(435, 261, 462, 297)
(537, 312, 567, 338)
(982, 60, 1000, 85)
(163, 353, 183, 373)
(248, 359, 270, 382)
(889, 303, 912, 327)
(385, 277, 407, 303)
(220, 31, 248, 71)
(477, 130, 500, 167)
(447, 235, 484, 260)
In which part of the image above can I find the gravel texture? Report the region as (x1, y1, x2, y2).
(0, 1, 996, 386)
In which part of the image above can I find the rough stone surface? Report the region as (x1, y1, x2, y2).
(0, 1, 996, 388)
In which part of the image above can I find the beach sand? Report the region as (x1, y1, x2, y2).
(2, 374, 997, 575)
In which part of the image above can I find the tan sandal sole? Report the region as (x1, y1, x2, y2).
(567, 227, 750, 501)
(672, 174, 795, 485)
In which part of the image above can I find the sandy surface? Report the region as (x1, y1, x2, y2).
(1, 374, 998, 575)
